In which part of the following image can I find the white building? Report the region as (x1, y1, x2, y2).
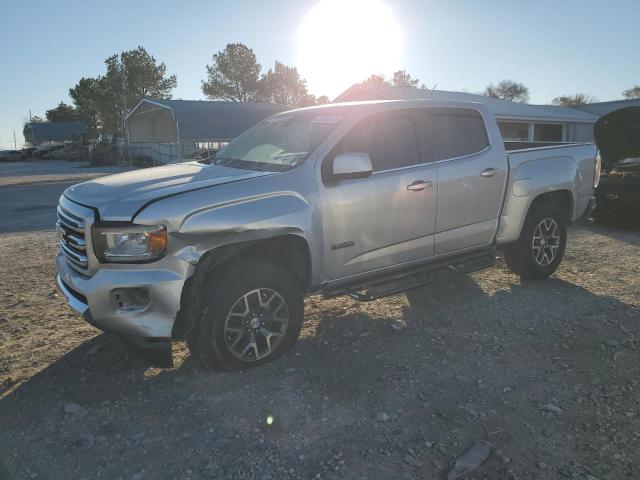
(334, 84, 640, 144)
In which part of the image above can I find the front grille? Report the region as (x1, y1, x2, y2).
(57, 204, 89, 271)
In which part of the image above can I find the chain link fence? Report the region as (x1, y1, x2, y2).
(116, 140, 226, 167)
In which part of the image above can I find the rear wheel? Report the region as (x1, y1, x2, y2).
(504, 203, 567, 280)
(187, 259, 304, 370)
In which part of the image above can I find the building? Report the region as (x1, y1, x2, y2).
(572, 99, 640, 117)
(23, 121, 87, 146)
(334, 84, 639, 144)
(124, 99, 289, 164)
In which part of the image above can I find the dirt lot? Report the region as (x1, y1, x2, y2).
(1, 162, 639, 480)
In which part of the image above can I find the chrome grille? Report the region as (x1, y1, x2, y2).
(57, 204, 89, 270)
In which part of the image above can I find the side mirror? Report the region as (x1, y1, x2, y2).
(332, 152, 373, 180)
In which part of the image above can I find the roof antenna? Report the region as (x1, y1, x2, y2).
(426, 82, 438, 100)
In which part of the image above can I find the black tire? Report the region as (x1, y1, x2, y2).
(504, 202, 567, 280)
(186, 259, 304, 371)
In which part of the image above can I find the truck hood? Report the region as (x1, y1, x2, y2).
(64, 161, 275, 220)
(594, 106, 640, 170)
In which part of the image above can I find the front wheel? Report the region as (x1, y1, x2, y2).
(187, 260, 304, 370)
(504, 203, 567, 280)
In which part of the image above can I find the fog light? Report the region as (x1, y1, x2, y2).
(111, 287, 150, 312)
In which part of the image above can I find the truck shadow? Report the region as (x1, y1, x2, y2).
(2, 267, 637, 413)
(3, 267, 639, 479)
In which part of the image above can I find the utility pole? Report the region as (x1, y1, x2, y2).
(121, 67, 131, 167)
(13, 131, 16, 149)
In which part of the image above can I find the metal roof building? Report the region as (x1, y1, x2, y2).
(124, 99, 289, 164)
(572, 99, 640, 116)
(23, 121, 87, 146)
(126, 99, 289, 143)
(334, 84, 601, 143)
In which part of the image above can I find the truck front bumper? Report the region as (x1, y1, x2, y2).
(56, 253, 186, 339)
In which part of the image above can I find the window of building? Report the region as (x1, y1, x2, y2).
(428, 108, 489, 160)
(534, 123, 564, 142)
(498, 122, 529, 141)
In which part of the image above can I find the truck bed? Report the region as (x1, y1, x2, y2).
(504, 141, 581, 151)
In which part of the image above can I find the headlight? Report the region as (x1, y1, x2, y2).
(92, 224, 167, 263)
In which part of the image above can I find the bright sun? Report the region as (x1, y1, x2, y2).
(298, 0, 404, 99)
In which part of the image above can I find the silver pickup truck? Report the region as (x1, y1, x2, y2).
(56, 100, 599, 369)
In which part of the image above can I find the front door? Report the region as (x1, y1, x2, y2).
(321, 109, 438, 282)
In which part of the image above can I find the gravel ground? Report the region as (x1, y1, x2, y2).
(0, 160, 129, 187)
(0, 166, 639, 480)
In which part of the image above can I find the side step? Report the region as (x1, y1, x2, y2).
(324, 248, 497, 302)
(347, 270, 433, 302)
(448, 250, 497, 273)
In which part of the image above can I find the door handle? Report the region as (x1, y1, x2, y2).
(407, 180, 432, 191)
(481, 168, 498, 177)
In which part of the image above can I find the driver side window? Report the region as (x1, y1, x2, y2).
(331, 111, 421, 172)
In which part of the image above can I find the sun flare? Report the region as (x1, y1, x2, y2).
(297, 0, 404, 99)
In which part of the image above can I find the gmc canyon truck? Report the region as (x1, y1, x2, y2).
(56, 100, 598, 369)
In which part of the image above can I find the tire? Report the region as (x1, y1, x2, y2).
(504, 202, 567, 280)
(186, 259, 304, 371)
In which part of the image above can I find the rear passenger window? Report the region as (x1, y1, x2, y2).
(333, 111, 421, 172)
(428, 108, 489, 160)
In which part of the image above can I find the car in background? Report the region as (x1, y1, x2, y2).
(0, 150, 25, 162)
(34, 144, 64, 159)
(593, 107, 640, 220)
(21, 147, 38, 158)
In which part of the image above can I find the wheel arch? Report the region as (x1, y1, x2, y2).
(496, 187, 576, 245)
(528, 189, 574, 223)
(172, 234, 311, 339)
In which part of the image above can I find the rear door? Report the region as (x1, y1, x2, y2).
(425, 108, 507, 255)
(321, 109, 438, 281)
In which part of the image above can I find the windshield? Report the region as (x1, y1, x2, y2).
(214, 112, 342, 171)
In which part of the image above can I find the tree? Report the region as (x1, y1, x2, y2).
(551, 93, 596, 106)
(202, 43, 262, 101)
(361, 74, 390, 86)
(30, 116, 44, 123)
(69, 47, 176, 136)
(120, 47, 176, 101)
(259, 61, 313, 106)
(102, 46, 177, 134)
(392, 70, 420, 87)
(46, 102, 82, 122)
(484, 80, 529, 103)
(69, 77, 102, 134)
(622, 85, 640, 99)
(315, 95, 330, 105)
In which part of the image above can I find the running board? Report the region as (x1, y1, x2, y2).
(448, 251, 497, 273)
(323, 248, 497, 302)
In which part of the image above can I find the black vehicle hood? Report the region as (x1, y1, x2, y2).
(64, 161, 274, 220)
(594, 106, 640, 170)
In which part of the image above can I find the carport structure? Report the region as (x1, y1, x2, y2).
(23, 121, 87, 146)
(124, 99, 289, 164)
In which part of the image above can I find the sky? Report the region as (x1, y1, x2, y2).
(1, 0, 639, 149)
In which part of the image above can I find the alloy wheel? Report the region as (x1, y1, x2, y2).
(531, 217, 561, 266)
(223, 288, 289, 362)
